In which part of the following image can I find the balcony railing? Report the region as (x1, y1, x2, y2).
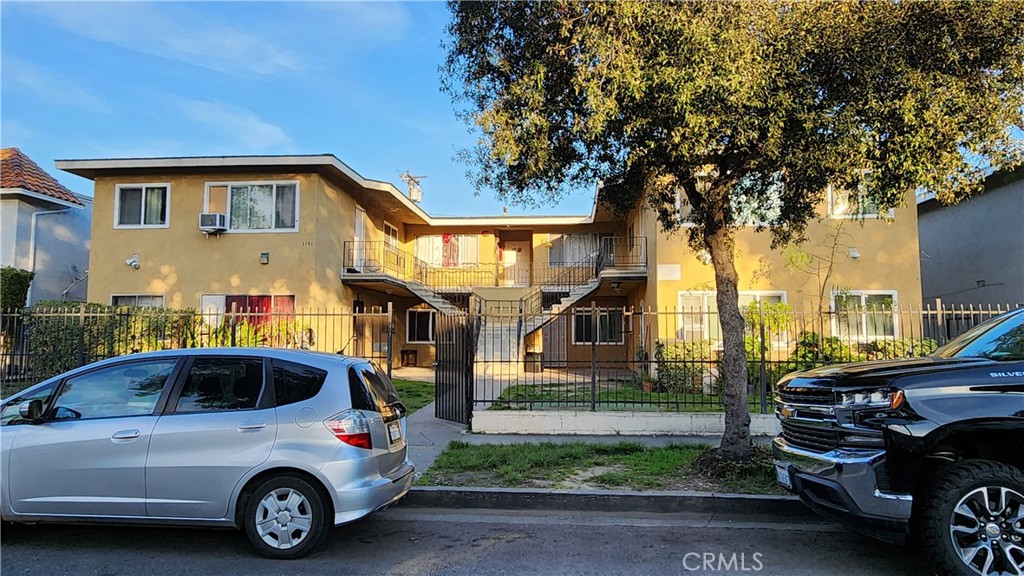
(342, 236, 647, 307)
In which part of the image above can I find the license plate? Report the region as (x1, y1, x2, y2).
(388, 421, 402, 443)
(775, 463, 792, 489)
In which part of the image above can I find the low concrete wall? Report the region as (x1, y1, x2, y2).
(472, 410, 781, 436)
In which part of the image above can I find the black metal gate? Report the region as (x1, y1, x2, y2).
(434, 311, 476, 426)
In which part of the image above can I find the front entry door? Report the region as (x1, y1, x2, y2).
(503, 241, 531, 287)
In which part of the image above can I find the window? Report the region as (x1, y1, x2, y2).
(678, 291, 788, 343)
(273, 360, 328, 407)
(407, 309, 435, 343)
(51, 360, 177, 420)
(175, 357, 264, 413)
(549, 234, 599, 265)
(415, 235, 479, 267)
(384, 222, 399, 249)
(1, 382, 58, 425)
(200, 294, 295, 326)
(111, 294, 165, 308)
(675, 172, 783, 228)
(218, 182, 297, 231)
(349, 362, 403, 419)
(573, 308, 624, 344)
(115, 184, 168, 228)
(832, 290, 898, 340)
(828, 173, 892, 219)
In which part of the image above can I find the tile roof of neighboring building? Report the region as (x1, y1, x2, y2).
(1, 147, 83, 206)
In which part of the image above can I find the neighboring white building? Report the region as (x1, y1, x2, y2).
(1, 148, 92, 304)
(917, 168, 1024, 307)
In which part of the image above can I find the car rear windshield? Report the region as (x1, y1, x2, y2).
(348, 363, 405, 421)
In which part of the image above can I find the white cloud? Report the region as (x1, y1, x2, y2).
(19, 3, 301, 76)
(173, 98, 293, 152)
(2, 58, 113, 115)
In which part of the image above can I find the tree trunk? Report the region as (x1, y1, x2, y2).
(706, 226, 753, 460)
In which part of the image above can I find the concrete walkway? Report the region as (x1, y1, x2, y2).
(405, 402, 771, 472)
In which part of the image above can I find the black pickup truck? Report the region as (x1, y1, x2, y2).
(773, 307, 1024, 576)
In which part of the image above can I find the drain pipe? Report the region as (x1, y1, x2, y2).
(26, 207, 71, 305)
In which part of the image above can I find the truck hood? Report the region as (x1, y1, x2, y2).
(778, 356, 995, 390)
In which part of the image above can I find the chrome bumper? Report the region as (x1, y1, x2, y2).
(772, 436, 912, 527)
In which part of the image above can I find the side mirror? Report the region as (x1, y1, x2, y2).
(18, 399, 43, 422)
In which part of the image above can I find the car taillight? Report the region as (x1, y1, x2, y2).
(324, 409, 372, 449)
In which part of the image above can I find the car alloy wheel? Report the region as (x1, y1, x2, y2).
(949, 486, 1024, 576)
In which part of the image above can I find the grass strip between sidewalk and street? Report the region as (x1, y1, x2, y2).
(417, 441, 783, 495)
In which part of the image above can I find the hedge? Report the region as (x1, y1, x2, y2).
(1, 267, 34, 311)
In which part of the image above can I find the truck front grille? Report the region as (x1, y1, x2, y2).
(778, 388, 836, 406)
(780, 420, 839, 453)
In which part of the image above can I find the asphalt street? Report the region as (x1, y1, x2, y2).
(1, 507, 930, 576)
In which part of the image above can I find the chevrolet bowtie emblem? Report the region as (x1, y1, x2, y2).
(781, 405, 794, 418)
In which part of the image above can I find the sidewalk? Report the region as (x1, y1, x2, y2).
(405, 402, 772, 472)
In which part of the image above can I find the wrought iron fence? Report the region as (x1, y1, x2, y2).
(1, 304, 393, 396)
(473, 302, 1021, 414)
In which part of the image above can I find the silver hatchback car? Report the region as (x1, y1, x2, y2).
(0, 348, 414, 559)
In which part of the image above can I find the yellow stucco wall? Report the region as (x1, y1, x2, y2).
(647, 196, 923, 312)
(87, 172, 322, 308)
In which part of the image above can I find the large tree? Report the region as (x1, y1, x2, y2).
(442, 1, 1024, 459)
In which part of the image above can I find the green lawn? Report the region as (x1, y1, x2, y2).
(417, 441, 782, 494)
(490, 383, 765, 413)
(392, 378, 434, 414)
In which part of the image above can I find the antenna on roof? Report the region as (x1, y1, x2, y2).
(398, 171, 426, 203)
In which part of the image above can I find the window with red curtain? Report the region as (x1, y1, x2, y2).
(224, 294, 295, 326)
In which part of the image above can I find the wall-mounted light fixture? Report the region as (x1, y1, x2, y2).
(849, 247, 861, 260)
(259, 252, 270, 265)
(125, 254, 140, 270)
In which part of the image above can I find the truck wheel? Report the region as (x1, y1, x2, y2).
(243, 475, 329, 559)
(919, 460, 1024, 576)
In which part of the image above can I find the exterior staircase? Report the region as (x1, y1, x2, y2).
(521, 275, 601, 336)
(405, 280, 462, 315)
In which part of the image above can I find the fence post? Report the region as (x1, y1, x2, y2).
(758, 299, 768, 415)
(77, 303, 86, 367)
(590, 301, 597, 412)
(934, 298, 945, 343)
(230, 302, 237, 347)
(386, 301, 394, 380)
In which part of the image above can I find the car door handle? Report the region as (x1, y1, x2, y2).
(237, 420, 267, 432)
(111, 429, 140, 441)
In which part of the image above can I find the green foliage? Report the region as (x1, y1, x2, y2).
(443, 1, 1024, 455)
(1, 267, 35, 311)
(743, 337, 798, 393)
(654, 340, 716, 394)
(864, 338, 939, 360)
(18, 304, 312, 382)
(791, 331, 866, 371)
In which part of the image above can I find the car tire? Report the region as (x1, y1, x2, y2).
(918, 460, 1024, 576)
(243, 475, 329, 560)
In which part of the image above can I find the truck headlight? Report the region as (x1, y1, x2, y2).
(840, 389, 905, 409)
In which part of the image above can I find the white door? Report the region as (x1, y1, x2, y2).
(503, 241, 531, 287)
(354, 207, 367, 271)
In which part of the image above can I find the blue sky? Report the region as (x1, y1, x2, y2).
(0, 1, 596, 216)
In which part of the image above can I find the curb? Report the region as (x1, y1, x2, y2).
(402, 486, 816, 518)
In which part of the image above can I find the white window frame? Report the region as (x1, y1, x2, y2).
(826, 177, 894, 220)
(406, 309, 436, 344)
(677, 291, 789, 345)
(383, 221, 399, 249)
(830, 289, 900, 341)
(110, 294, 165, 307)
(113, 183, 170, 229)
(572, 308, 625, 345)
(205, 180, 300, 234)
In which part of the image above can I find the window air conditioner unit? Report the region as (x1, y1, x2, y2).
(199, 212, 227, 232)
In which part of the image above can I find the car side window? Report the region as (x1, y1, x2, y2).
(273, 360, 327, 407)
(175, 357, 264, 413)
(0, 382, 58, 425)
(50, 360, 177, 421)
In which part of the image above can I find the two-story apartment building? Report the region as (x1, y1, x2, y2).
(56, 154, 922, 369)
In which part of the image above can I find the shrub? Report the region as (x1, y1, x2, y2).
(0, 267, 34, 311)
(744, 337, 798, 394)
(790, 331, 866, 371)
(655, 340, 716, 394)
(864, 338, 939, 360)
